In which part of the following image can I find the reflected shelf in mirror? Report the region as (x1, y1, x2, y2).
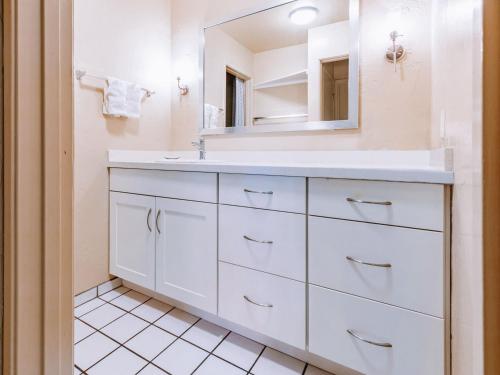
(253, 69, 308, 90)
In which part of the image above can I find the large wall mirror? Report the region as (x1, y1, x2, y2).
(201, 0, 359, 135)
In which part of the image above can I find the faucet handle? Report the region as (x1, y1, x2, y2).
(191, 138, 205, 147)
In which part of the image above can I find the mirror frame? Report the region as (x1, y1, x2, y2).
(199, 0, 359, 136)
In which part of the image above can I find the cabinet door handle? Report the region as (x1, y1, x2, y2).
(346, 256, 392, 268)
(347, 329, 392, 348)
(243, 235, 273, 244)
(243, 295, 273, 308)
(244, 188, 274, 195)
(156, 210, 161, 234)
(146, 209, 152, 232)
(346, 197, 392, 206)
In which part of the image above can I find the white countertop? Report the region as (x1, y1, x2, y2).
(108, 149, 454, 184)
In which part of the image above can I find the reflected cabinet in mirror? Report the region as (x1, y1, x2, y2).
(201, 0, 359, 135)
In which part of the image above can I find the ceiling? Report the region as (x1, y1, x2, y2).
(214, 0, 349, 53)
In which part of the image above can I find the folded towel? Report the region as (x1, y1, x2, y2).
(125, 83, 143, 119)
(103, 78, 127, 117)
(204, 103, 221, 128)
(103, 78, 144, 118)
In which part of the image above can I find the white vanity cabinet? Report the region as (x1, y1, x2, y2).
(108, 166, 450, 375)
(109, 192, 156, 290)
(307, 178, 448, 375)
(155, 198, 217, 313)
(109, 168, 218, 313)
(218, 174, 308, 349)
(309, 286, 445, 375)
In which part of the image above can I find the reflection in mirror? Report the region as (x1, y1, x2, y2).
(203, 0, 358, 134)
(322, 58, 349, 121)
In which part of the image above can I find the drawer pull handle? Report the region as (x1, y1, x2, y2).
(243, 235, 274, 244)
(346, 197, 392, 206)
(243, 295, 273, 308)
(146, 209, 153, 232)
(347, 329, 392, 348)
(346, 256, 392, 268)
(244, 188, 274, 195)
(156, 210, 161, 234)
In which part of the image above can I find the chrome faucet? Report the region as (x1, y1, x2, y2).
(191, 138, 206, 160)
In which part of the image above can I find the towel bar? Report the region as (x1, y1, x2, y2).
(75, 69, 155, 98)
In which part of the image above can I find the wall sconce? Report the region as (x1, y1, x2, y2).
(177, 77, 189, 95)
(385, 31, 406, 72)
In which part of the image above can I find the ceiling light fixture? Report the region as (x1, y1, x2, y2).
(289, 6, 319, 25)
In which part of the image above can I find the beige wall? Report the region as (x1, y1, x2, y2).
(171, 0, 433, 150)
(431, 0, 483, 374)
(74, 0, 173, 293)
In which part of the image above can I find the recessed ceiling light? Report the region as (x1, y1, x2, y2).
(289, 6, 319, 25)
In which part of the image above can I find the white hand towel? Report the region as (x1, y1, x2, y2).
(204, 103, 221, 128)
(204, 104, 212, 128)
(103, 78, 127, 117)
(125, 83, 143, 119)
(211, 105, 220, 128)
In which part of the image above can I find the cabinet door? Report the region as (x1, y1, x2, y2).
(155, 198, 217, 313)
(110, 192, 156, 289)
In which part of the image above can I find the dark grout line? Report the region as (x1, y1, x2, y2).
(75, 291, 324, 375)
(102, 287, 135, 304)
(135, 362, 171, 375)
(144, 335, 184, 371)
(76, 295, 158, 371)
(75, 287, 132, 319)
(189, 329, 232, 374)
(74, 363, 85, 373)
(83, 345, 123, 372)
(74, 300, 107, 319)
(74, 282, 125, 308)
(145, 316, 204, 366)
(128, 310, 203, 374)
(247, 345, 266, 374)
(128, 301, 175, 325)
(74, 318, 98, 345)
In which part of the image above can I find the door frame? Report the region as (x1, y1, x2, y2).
(3, 0, 74, 373)
(319, 56, 349, 121)
(483, 0, 500, 373)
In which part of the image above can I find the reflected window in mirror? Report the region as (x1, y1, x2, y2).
(202, 0, 359, 134)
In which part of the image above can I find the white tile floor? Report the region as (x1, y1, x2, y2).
(74, 287, 334, 375)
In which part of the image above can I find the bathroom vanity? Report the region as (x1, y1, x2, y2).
(107, 151, 452, 375)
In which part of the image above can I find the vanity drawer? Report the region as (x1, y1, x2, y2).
(309, 217, 445, 317)
(219, 262, 306, 349)
(219, 173, 306, 213)
(219, 205, 306, 281)
(309, 285, 445, 375)
(110, 168, 217, 203)
(308, 179, 445, 231)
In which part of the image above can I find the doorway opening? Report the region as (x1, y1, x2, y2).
(225, 67, 249, 128)
(321, 58, 349, 121)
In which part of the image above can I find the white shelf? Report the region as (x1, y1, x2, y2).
(254, 70, 308, 90)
